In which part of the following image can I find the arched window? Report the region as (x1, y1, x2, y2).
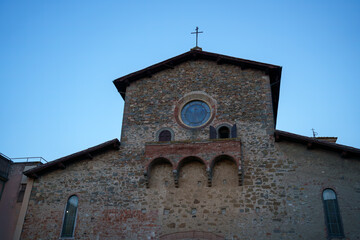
(323, 189, 344, 238)
(61, 195, 78, 238)
(159, 130, 172, 141)
(218, 126, 230, 139)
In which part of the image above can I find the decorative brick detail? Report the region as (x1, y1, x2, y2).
(144, 139, 241, 170)
(144, 139, 242, 187)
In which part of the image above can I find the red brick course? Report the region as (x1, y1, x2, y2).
(144, 139, 241, 171)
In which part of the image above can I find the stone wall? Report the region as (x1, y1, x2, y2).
(21, 141, 360, 239)
(22, 150, 158, 240)
(121, 60, 274, 149)
(274, 141, 360, 239)
(20, 58, 360, 239)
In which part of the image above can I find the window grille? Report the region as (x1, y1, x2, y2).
(323, 189, 344, 238)
(61, 195, 78, 238)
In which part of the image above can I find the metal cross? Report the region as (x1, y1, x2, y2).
(191, 26, 203, 47)
(311, 128, 318, 138)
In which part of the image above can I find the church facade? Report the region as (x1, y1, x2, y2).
(20, 49, 360, 239)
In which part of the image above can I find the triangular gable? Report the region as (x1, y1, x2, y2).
(113, 49, 282, 126)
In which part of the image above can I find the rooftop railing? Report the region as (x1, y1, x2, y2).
(10, 157, 47, 164)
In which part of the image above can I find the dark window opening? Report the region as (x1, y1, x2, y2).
(323, 189, 344, 238)
(231, 124, 237, 138)
(218, 126, 230, 139)
(0, 180, 5, 200)
(17, 184, 26, 202)
(159, 130, 171, 141)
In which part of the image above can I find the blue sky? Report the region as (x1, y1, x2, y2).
(1, 0, 359, 162)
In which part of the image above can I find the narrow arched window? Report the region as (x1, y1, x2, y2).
(323, 189, 344, 238)
(159, 130, 171, 141)
(61, 195, 78, 238)
(218, 126, 230, 139)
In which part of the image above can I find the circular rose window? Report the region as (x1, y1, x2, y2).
(180, 100, 211, 127)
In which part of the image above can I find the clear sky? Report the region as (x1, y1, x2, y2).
(1, 0, 359, 162)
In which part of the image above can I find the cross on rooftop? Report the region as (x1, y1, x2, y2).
(311, 128, 318, 138)
(191, 26, 203, 47)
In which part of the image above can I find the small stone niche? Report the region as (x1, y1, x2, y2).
(255, 178, 262, 185)
(191, 208, 197, 217)
(163, 209, 170, 215)
(221, 208, 226, 215)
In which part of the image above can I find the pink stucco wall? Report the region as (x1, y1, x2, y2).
(0, 162, 39, 240)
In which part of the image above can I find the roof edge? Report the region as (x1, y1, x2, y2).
(24, 138, 120, 178)
(113, 50, 282, 92)
(274, 130, 360, 158)
(113, 49, 282, 127)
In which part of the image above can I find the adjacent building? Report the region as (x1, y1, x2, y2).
(0, 154, 41, 240)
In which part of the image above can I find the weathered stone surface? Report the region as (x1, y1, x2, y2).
(20, 58, 360, 239)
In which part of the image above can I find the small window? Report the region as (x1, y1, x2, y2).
(191, 208, 197, 216)
(159, 130, 172, 141)
(0, 180, 5, 200)
(17, 184, 26, 202)
(61, 195, 79, 238)
(323, 189, 344, 238)
(218, 126, 230, 139)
